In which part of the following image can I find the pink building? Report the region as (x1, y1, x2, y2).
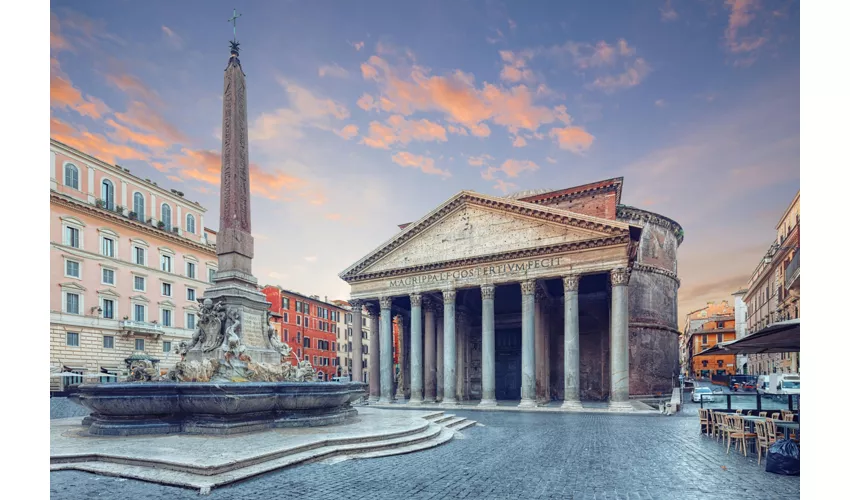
(50, 139, 218, 388)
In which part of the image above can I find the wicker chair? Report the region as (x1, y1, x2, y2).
(727, 415, 757, 456)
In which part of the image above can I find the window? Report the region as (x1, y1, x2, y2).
(186, 261, 196, 279)
(282, 297, 290, 310)
(133, 192, 145, 219)
(65, 259, 80, 278)
(283, 329, 288, 341)
(163, 341, 172, 353)
(101, 237, 115, 257)
(332, 342, 335, 351)
(187, 313, 196, 330)
(297, 332, 302, 342)
(134, 304, 146, 322)
(717, 321, 725, 329)
(313, 356, 318, 365)
(133, 246, 146, 266)
(717, 333, 722, 343)
(103, 336, 114, 349)
(208, 268, 217, 283)
(186, 214, 196, 234)
(701, 334, 707, 344)
(66, 332, 80, 347)
(65, 226, 80, 248)
(304, 337, 311, 348)
(102, 299, 114, 319)
(187, 288, 196, 301)
(101, 267, 115, 285)
(297, 348, 302, 358)
(101, 179, 115, 210)
(283, 312, 289, 323)
(295, 301, 301, 313)
(133, 275, 146, 292)
(160, 203, 172, 230)
(135, 339, 145, 351)
(162, 309, 172, 327)
(162, 282, 172, 297)
(64, 163, 79, 189)
(65, 292, 80, 314)
(161, 255, 172, 273)
(297, 316, 301, 326)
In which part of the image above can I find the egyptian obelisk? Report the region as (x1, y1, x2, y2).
(193, 12, 276, 365)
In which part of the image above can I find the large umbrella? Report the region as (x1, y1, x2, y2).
(695, 319, 800, 356)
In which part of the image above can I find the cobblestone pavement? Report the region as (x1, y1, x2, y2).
(51, 409, 800, 500)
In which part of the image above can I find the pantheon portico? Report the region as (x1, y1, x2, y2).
(340, 178, 683, 410)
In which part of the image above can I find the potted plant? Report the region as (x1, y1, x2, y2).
(95, 199, 106, 208)
(115, 205, 124, 214)
(171, 227, 180, 234)
(128, 210, 137, 220)
(157, 221, 166, 229)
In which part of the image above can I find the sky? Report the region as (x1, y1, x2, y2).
(50, 0, 800, 328)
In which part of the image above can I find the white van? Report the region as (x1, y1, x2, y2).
(758, 373, 800, 396)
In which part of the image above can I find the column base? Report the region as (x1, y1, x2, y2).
(560, 400, 583, 410)
(407, 398, 424, 406)
(518, 398, 538, 409)
(607, 401, 634, 412)
(378, 397, 394, 404)
(439, 398, 458, 407)
(368, 395, 380, 403)
(478, 399, 497, 407)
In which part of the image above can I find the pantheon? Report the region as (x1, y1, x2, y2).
(339, 177, 682, 410)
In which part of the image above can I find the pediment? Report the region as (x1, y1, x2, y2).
(130, 294, 150, 303)
(59, 282, 86, 291)
(341, 191, 631, 280)
(97, 288, 121, 298)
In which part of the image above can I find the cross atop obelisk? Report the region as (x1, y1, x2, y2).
(228, 9, 242, 42)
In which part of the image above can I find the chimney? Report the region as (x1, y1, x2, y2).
(325, 295, 328, 303)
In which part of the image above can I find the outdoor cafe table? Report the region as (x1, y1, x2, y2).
(738, 415, 800, 446)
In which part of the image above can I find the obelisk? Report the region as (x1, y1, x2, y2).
(194, 23, 276, 366)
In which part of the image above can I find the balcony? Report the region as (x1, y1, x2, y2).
(785, 249, 800, 290)
(121, 320, 164, 338)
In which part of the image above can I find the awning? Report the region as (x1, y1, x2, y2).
(695, 319, 799, 356)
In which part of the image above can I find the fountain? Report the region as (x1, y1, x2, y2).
(72, 28, 366, 436)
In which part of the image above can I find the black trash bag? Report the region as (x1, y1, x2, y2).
(765, 439, 800, 476)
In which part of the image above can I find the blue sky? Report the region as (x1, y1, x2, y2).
(50, 0, 800, 326)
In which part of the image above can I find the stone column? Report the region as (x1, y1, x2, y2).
(423, 298, 437, 402)
(409, 293, 424, 404)
(456, 308, 468, 400)
(534, 285, 549, 404)
(519, 280, 537, 408)
(366, 303, 381, 401)
(441, 288, 458, 406)
(479, 284, 497, 406)
(562, 275, 582, 409)
(609, 268, 631, 410)
(403, 313, 411, 398)
(395, 314, 406, 401)
(350, 300, 364, 384)
(379, 297, 394, 403)
(436, 308, 444, 401)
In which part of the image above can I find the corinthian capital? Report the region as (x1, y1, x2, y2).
(349, 298, 364, 310)
(442, 288, 456, 303)
(563, 274, 581, 293)
(410, 292, 422, 307)
(611, 267, 632, 287)
(379, 296, 393, 310)
(364, 302, 379, 316)
(520, 279, 536, 296)
(480, 284, 495, 300)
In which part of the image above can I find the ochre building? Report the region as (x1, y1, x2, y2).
(339, 178, 682, 409)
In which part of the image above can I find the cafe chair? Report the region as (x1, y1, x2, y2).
(758, 411, 767, 417)
(754, 420, 771, 465)
(727, 415, 757, 457)
(765, 418, 779, 445)
(698, 408, 711, 434)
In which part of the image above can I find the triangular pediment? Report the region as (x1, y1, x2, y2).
(341, 191, 631, 280)
(97, 288, 121, 298)
(59, 282, 87, 291)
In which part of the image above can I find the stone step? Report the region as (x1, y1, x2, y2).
(432, 414, 456, 424)
(350, 426, 455, 460)
(51, 423, 451, 494)
(452, 420, 478, 431)
(421, 411, 445, 421)
(441, 417, 468, 428)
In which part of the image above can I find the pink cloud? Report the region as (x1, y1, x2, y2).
(360, 115, 448, 149)
(391, 152, 451, 178)
(512, 136, 528, 148)
(335, 124, 359, 140)
(550, 126, 595, 153)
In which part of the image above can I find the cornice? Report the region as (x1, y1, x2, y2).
(344, 233, 630, 283)
(340, 191, 631, 280)
(51, 191, 216, 256)
(631, 263, 681, 287)
(616, 205, 684, 246)
(520, 178, 623, 206)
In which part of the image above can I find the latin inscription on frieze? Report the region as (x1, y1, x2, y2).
(387, 257, 563, 288)
(240, 310, 265, 348)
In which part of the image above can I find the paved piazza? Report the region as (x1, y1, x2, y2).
(51, 408, 799, 499)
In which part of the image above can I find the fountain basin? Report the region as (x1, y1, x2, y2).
(73, 381, 367, 436)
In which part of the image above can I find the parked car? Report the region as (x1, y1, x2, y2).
(692, 387, 714, 403)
